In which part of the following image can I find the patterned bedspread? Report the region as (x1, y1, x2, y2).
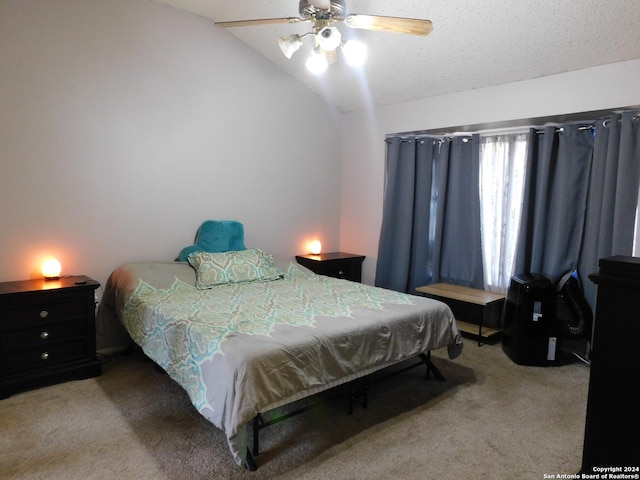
(103, 260, 462, 466)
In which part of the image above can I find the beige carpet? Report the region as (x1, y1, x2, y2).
(0, 341, 590, 479)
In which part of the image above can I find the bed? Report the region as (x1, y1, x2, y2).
(99, 249, 463, 469)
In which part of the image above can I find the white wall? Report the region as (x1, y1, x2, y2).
(340, 59, 640, 285)
(0, 0, 342, 349)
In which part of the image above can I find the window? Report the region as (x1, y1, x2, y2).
(479, 133, 528, 293)
(378, 111, 639, 295)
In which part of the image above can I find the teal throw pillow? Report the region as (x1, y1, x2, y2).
(177, 220, 246, 262)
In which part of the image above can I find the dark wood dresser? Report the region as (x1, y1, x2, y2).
(0, 275, 101, 398)
(295, 252, 365, 283)
(582, 256, 640, 472)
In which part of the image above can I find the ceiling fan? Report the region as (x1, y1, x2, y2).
(215, 0, 433, 74)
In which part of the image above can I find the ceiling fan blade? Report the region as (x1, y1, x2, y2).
(344, 14, 433, 36)
(215, 17, 306, 28)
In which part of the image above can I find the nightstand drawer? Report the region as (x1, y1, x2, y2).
(1, 298, 86, 326)
(320, 263, 356, 280)
(0, 321, 86, 353)
(1, 339, 87, 374)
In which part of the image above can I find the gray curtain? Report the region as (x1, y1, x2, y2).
(578, 111, 640, 308)
(514, 124, 594, 281)
(375, 135, 484, 293)
(514, 112, 640, 308)
(437, 135, 484, 288)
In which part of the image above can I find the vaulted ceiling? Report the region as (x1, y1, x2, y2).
(153, 0, 640, 112)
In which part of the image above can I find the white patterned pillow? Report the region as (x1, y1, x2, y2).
(187, 248, 284, 289)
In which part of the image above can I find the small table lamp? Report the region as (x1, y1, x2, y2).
(41, 257, 62, 280)
(309, 240, 322, 255)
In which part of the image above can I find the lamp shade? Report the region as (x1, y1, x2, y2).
(278, 34, 303, 59)
(316, 27, 342, 51)
(305, 48, 328, 74)
(309, 240, 322, 255)
(41, 257, 62, 280)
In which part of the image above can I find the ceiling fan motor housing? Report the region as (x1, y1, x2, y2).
(299, 0, 346, 19)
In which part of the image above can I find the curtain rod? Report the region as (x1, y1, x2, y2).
(536, 112, 639, 133)
(387, 110, 640, 140)
(386, 112, 640, 142)
(535, 124, 594, 135)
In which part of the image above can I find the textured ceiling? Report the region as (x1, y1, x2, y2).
(152, 0, 640, 112)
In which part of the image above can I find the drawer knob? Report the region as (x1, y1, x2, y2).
(41, 352, 49, 360)
(40, 331, 49, 340)
(39, 310, 49, 319)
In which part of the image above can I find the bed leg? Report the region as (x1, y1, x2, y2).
(244, 447, 258, 471)
(252, 414, 262, 456)
(420, 352, 446, 381)
(362, 380, 369, 409)
(347, 379, 369, 414)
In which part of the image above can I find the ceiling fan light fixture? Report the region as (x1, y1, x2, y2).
(342, 40, 367, 67)
(219, 0, 429, 73)
(305, 47, 328, 74)
(316, 26, 342, 51)
(278, 34, 304, 59)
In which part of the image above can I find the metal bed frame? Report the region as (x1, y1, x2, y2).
(243, 351, 445, 471)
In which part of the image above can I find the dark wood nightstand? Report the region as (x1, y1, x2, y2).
(0, 275, 102, 398)
(295, 252, 365, 283)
